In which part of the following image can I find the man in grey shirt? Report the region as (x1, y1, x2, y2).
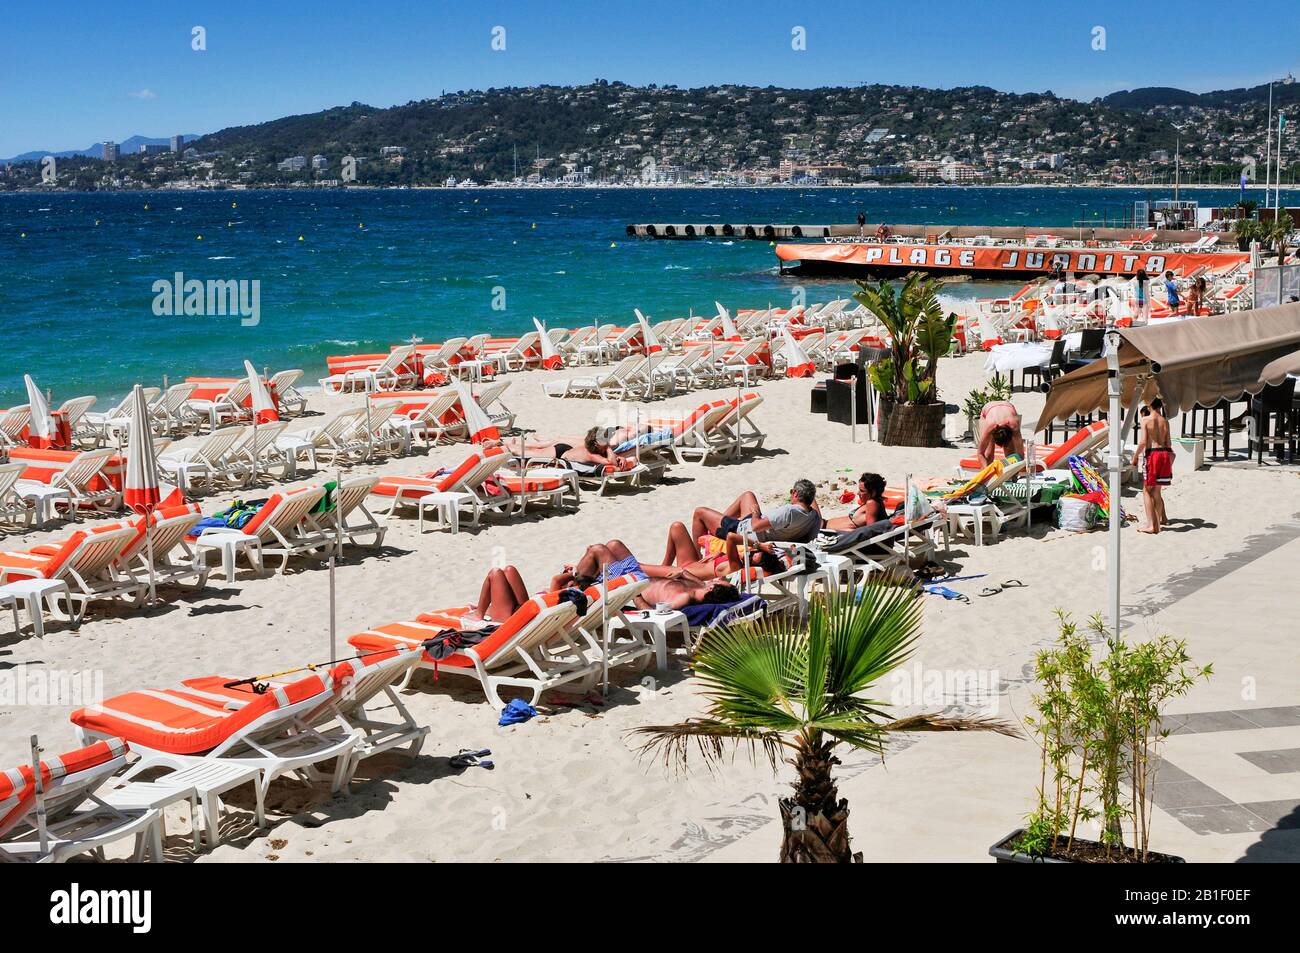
(687, 479, 822, 547)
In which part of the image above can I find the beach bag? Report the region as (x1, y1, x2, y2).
(1057, 496, 1098, 533)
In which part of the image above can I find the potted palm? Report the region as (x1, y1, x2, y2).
(854, 275, 956, 447)
(637, 585, 1016, 863)
(991, 612, 1211, 863)
(1265, 216, 1292, 261)
(1233, 216, 1260, 252)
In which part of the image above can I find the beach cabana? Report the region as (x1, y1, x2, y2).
(1036, 301, 1300, 637)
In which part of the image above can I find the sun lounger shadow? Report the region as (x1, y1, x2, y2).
(187, 601, 264, 617)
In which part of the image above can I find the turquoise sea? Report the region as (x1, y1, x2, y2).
(1, 185, 1292, 405)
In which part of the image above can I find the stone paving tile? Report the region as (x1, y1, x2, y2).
(1167, 804, 1273, 836)
(1168, 710, 1260, 735)
(1238, 748, 1300, 775)
(1151, 760, 1195, 784)
(1231, 707, 1300, 729)
(1153, 779, 1233, 810)
(1238, 800, 1300, 829)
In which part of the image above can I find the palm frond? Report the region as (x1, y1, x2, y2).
(632, 718, 788, 774)
(881, 713, 1021, 738)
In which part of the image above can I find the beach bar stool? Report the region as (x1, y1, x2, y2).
(0, 578, 75, 639)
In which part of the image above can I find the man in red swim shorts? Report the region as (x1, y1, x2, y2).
(1133, 397, 1173, 533)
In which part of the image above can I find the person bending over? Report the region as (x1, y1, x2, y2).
(976, 399, 1026, 466)
(822, 472, 888, 531)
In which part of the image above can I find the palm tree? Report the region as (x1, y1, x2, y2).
(635, 585, 1017, 863)
(1266, 216, 1293, 261)
(851, 274, 954, 406)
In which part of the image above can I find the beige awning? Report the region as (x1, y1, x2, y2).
(1037, 302, 1300, 430)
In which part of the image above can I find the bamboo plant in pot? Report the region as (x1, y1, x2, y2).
(991, 612, 1212, 864)
(854, 274, 956, 447)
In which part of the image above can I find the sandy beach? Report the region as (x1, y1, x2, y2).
(3, 345, 1299, 863)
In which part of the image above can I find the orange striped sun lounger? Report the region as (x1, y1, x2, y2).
(0, 524, 145, 621)
(71, 668, 359, 799)
(171, 645, 426, 790)
(0, 738, 164, 863)
(348, 591, 592, 707)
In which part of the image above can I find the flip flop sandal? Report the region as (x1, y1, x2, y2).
(1001, 579, 1026, 589)
(979, 586, 1003, 597)
(450, 748, 493, 769)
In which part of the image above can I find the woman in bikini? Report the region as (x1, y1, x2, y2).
(822, 472, 889, 531)
(488, 427, 631, 469)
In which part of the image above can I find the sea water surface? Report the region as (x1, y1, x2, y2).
(0, 186, 1287, 405)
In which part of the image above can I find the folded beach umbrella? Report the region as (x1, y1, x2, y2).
(533, 317, 564, 369)
(780, 328, 815, 378)
(715, 302, 742, 341)
(633, 308, 662, 354)
(244, 360, 280, 424)
(124, 383, 186, 604)
(23, 374, 58, 448)
(452, 381, 499, 444)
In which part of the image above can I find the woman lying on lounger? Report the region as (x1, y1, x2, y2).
(461, 565, 534, 627)
(821, 472, 888, 532)
(486, 426, 633, 468)
(550, 540, 744, 610)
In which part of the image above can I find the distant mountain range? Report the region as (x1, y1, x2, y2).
(1, 134, 200, 163)
(1100, 79, 1300, 111)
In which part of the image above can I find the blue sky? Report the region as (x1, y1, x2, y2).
(2, 0, 1297, 157)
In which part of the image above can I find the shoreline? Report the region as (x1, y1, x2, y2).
(3, 182, 1294, 195)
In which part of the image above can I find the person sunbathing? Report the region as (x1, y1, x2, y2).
(687, 479, 821, 549)
(461, 565, 533, 627)
(655, 525, 785, 580)
(550, 540, 745, 610)
(488, 426, 631, 468)
(821, 472, 888, 531)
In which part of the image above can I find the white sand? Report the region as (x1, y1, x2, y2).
(3, 350, 1297, 862)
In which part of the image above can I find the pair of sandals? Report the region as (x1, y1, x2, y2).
(978, 579, 1026, 598)
(449, 748, 494, 770)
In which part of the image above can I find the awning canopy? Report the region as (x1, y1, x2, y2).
(1037, 302, 1300, 430)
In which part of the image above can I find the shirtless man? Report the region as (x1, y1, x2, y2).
(686, 479, 821, 552)
(550, 540, 742, 610)
(1133, 397, 1173, 534)
(976, 399, 1026, 466)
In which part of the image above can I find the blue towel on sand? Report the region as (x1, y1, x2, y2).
(499, 698, 537, 726)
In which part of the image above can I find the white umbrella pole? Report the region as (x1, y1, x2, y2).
(30, 735, 49, 857)
(1106, 331, 1123, 639)
(144, 513, 157, 605)
(365, 394, 374, 464)
(600, 574, 610, 696)
(251, 416, 259, 485)
(329, 553, 337, 661)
